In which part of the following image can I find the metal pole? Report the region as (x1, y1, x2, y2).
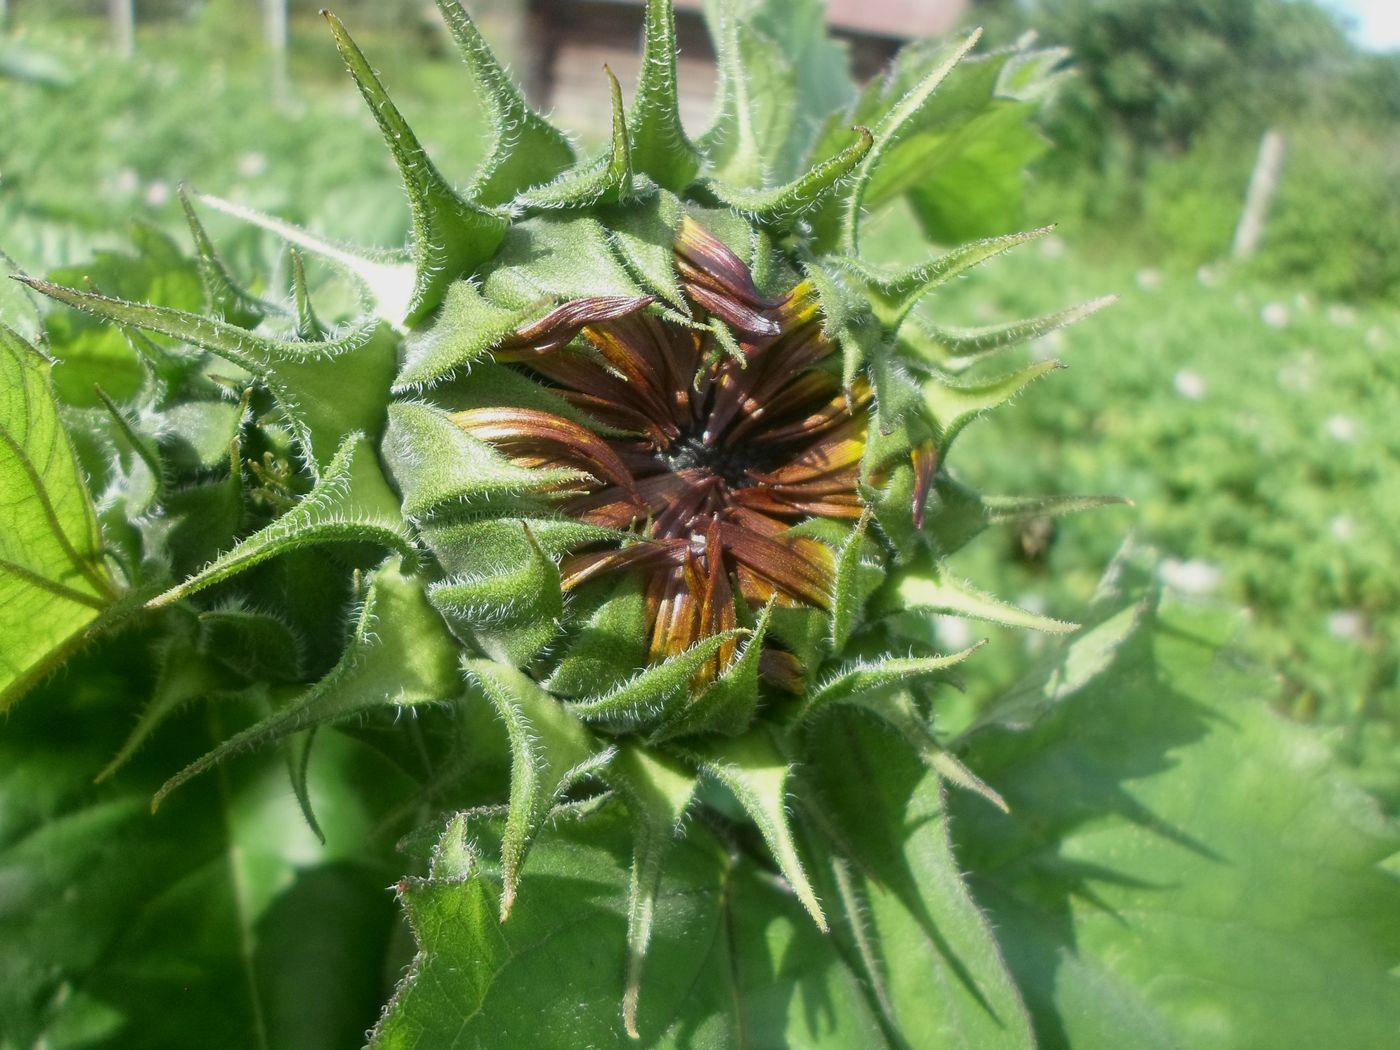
(1232, 129, 1286, 260)
(110, 0, 135, 59)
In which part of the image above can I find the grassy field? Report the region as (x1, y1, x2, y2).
(3, 12, 1396, 809)
(909, 233, 1400, 806)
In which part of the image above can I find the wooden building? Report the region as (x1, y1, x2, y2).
(523, 0, 970, 139)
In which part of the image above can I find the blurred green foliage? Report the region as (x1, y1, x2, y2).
(902, 238, 1400, 809)
(979, 0, 1400, 303)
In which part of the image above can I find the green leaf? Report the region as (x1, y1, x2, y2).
(95, 632, 239, 783)
(903, 295, 1116, 372)
(481, 215, 648, 308)
(706, 127, 873, 227)
(598, 189, 689, 311)
(198, 606, 304, 683)
(688, 729, 827, 930)
(21, 278, 398, 472)
(839, 226, 1052, 329)
(803, 645, 985, 717)
(287, 249, 327, 341)
(38, 223, 203, 407)
(653, 600, 773, 740)
(382, 401, 580, 518)
(829, 510, 875, 651)
(546, 573, 648, 697)
(151, 558, 461, 809)
(0, 635, 412, 1050)
(394, 279, 535, 389)
(951, 590, 1400, 1048)
(854, 47, 1051, 242)
(198, 192, 417, 327)
(605, 744, 697, 1037)
(891, 560, 1079, 635)
(804, 711, 1035, 1048)
(901, 102, 1050, 243)
(429, 522, 564, 667)
(743, 0, 857, 180)
(323, 11, 509, 322)
(517, 66, 634, 210)
(370, 805, 887, 1048)
(568, 629, 747, 734)
(698, 0, 796, 190)
(433, 0, 575, 205)
(148, 435, 414, 609)
(418, 513, 616, 586)
(628, 0, 701, 191)
(464, 659, 611, 919)
(924, 359, 1064, 450)
(926, 477, 1130, 562)
(178, 187, 267, 329)
(1, 325, 117, 709)
(811, 29, 983, 253)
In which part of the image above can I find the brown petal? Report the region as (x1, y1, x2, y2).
(750, 417, 867, 486)
(647, 564, 700, 663)
(566, 470, 701, 529)
(452, 407, 641, 499)
(912, 441, 938, 529)
(717, 522, 834, 610)
(759, 648, 805, 693)
(497, 295, 654, 357)
(683, 280, 782, 341)
(560, 539, 685, 590)
(674, 217, 778, 310)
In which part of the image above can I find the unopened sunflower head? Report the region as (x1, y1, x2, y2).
(454, 219, 873, 693)
(18, 0, 1121, 1034)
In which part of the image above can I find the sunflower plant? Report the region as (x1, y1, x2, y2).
(2, 2, 1398, 1048)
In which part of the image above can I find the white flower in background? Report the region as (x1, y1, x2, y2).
(936, 615, 975, 651)
(1031, 328, 1067, 361)
(1365, 326, 1389, 350)
(1328, 610, 1367, 642)
(1325, 415, 1359, 443)
(1330, 515, 1357, 542)
(237, 151, 268, 178)
(1159, 558, 1223, 596)
(1327, 304, 1357, 327)
(1173, 369, 1207, 400)
(1019, 593, 1048, 616)
(1135, 268, 1162, 291)
(1261, 301, 1289, 328)
(144, 180, 171, 206)
(1040, 234, 1067, 259)
(1276, 350, 1317, 392)
(114, 168, 140, 195)
(1196, 264, 1222, 287)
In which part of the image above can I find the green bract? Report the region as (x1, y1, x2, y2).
(2, 0, 1140, 1041)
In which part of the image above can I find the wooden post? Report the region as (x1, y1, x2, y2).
(110, 0, 135, 58)
(264, 0, 289, 103)
(1232, 129, 1286, 260)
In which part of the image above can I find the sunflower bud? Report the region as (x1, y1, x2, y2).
(21, 0, 1121, 1032)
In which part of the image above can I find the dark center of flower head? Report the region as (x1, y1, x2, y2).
(456, 219, 886, 691)
(659, 430, 785, 486)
